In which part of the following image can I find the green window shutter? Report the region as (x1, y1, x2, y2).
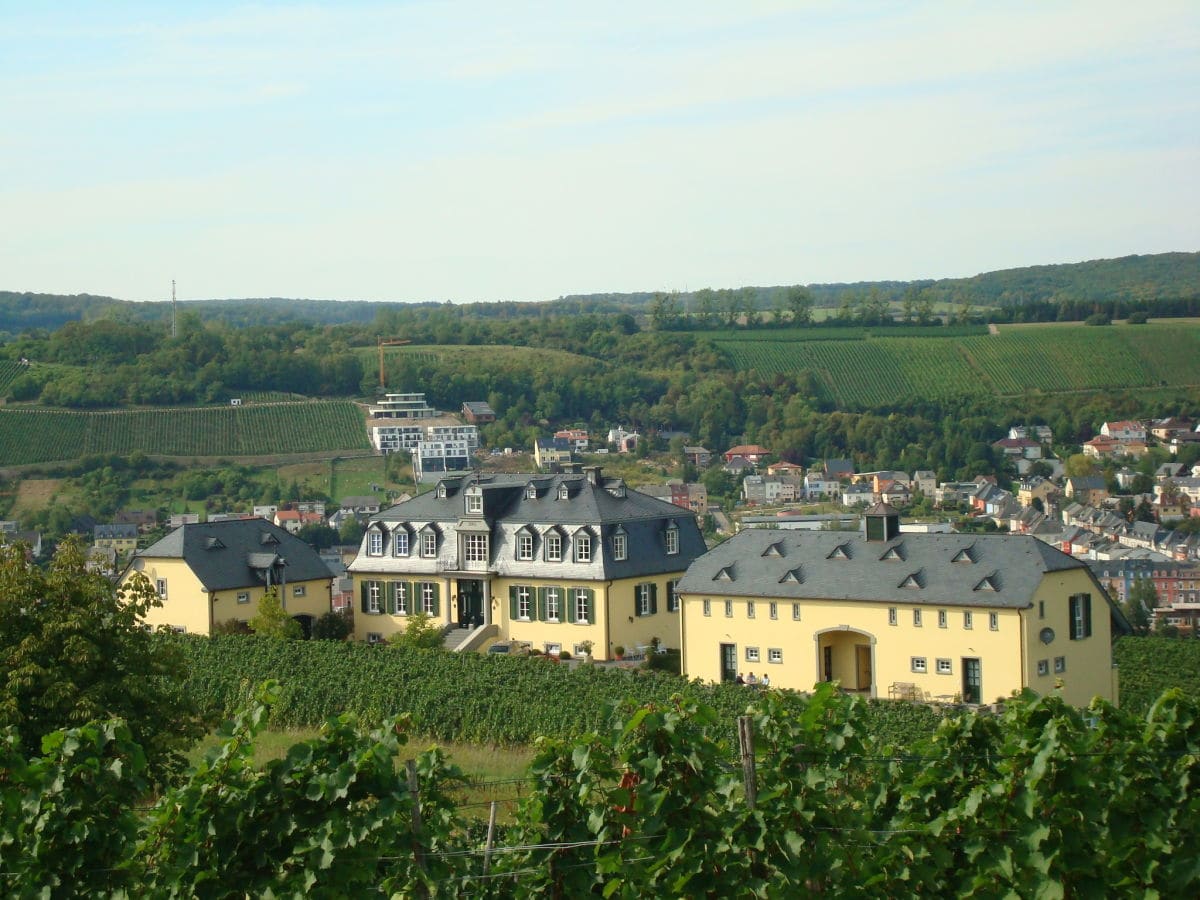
(509, 586, 518, 621)
(360, 581, 369, 614)
(386, 581, 396, 615)
(584, 588, 594, 623)
(1083, 593, 1092, 638)
(408, 582, 417, 616)
(536, 587, 547, 622)
(430, 582, 440, 617)
(649, 582, 658, 615)
(565, 588, 577, 624)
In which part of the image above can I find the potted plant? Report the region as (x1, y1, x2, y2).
(577, 640, 594, 663)
(613, 644, 625, 660)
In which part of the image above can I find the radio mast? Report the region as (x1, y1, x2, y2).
(171, 279, 177, 338)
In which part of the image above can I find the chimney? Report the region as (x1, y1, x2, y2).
(584, 465, 602, 485)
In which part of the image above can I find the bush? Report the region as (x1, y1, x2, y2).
(387, 613, 443, 650)
(1127, 310, 1150, 324)
(311, 610, 352, 641)
(1084, 312, 1112, 326)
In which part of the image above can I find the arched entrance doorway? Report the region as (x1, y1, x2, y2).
(814, 627, 876, 697)
(292, 614, 314, 639)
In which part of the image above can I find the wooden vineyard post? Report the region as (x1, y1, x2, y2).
(738, 716, 757, 811)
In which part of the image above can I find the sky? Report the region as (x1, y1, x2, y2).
(1, 1, 1197, 304)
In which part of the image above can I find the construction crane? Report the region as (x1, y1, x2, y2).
(378, 338, 411, 389)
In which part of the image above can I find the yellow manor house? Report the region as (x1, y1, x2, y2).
(675, 505, 1129, 707)
(347, 467, 706, 659)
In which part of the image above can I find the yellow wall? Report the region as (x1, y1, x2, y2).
(353, 575, 454, 643)
(1022, 569, 1117, 706)
(210, 579, 333, 631)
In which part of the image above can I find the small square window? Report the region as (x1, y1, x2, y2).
(769, 601, 778, 620)
(466, 492, 482, 514)
(544, 642, 561, 657)
(989, 612, 999, 631)
(745, 646, 760, 663)
(572, 643, 590, 656)
(237, 591, 250, 604)
(963, 611, 973, 629)
(702, 599, 711, 617)
(1037, 659, 1049, 676)
(366, 632, 383, 645)
(724, 600, 733, 618)
(768, 648, 783, 664)
(911, 657, 927, 674)
(293, 585, 306, 597)
(936, 658, 953, 675)
(938, 610, 947, 628)
(746, 602, 755, 619)
(888, 607, 897, 626)
(1054, 656, 1066, 674)
(913, 609, 922, 627)
(791, 603, 801, 621)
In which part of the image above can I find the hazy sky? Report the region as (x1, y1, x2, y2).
(2, 2, 1197, 303)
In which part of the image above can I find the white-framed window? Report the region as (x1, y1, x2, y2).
(393, 529, 409, 556)
(989, 612, 999, 631)
(545, 587, 561, 622)
(156, 578, 167, 599)
(637, 583, 654, 617)
(464, 533, 489, 562)
(936, 658, 953, 675)
(911, 656, 927, 674)
(575, 532, 592, 563)
(613, 532, 627, 561)
(724, 600, 733, 618)
(170, 625, 186, 634)
(666, 580, 680, 613)
(573, 587, 591, 624)
(421, 582, 436, 615)
(367, 531, 384, 556)
(421, 531, 437, 558)
(237, 591, 250, 604)
(366, 632, 383, 644)
(367, 581, 382, 614)
(938, 609, 948, 628)
(517, 533, 534, 561)
(888, 607, 898, 626)
(768, 648, 783, 664)
(702, 599, 711, 616)
(1069, 593, 1092, 640)
(517, 585, 532, 621)
(544, 642, 561, 656)
(466, 491, 482, 514)
(769, 601, 778, 620)
(1054, 656, 1066, 673)
(913, 609, 922, 627)
(396, 582, 409, 615)
(293, 585, 306, 597)
(746, 601, 756, 619)
(963, 611, 973, 629)
(792, 603, 801, 621)
(746, 646, 760, 663)
(1037, 659, 1049, 676)
(665, 524, 679, 555)
(545, 533, 563, 562)
(572, 642, 590, 656)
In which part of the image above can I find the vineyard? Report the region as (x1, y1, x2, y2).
(1112, 636, 1200, 714)
(0, 359, 26, 397)
(0, 401, 369, 466)
(714, 322, 1200, 407)
(368, 343, 604, 384)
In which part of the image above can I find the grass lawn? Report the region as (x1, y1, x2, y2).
(187, 728, 536, 823)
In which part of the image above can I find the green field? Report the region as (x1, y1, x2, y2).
(0, 359, 26, 396)
(369, 342, 603, 386)
(713, 323, 1200, 407)
(0, 401, 370, 466)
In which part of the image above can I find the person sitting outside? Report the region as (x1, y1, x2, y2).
(745, 672, 758, 687)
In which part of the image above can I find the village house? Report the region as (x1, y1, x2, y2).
(120, 519, 334, 636)
(346, 467, 706, 660)
(461, 400, 496, 424)
(683, 446, 712, 469)
(534, 436, 575, 471)
(1100, 420, 1146, 443)
(676, 504, 1127, 708)
(93, 523, 139, 557)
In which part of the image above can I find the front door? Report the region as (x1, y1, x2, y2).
(962, 657, 982, 705)
(456, 579, 484, 628)
(719, 643, 737, 683)
(823, 646, 834, 682)
(855, 645, 872, 693)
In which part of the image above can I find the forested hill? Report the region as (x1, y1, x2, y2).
(2, 251, 1196, 335)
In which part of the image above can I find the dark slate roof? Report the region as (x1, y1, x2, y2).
(676, 529, 1092, 610)
(136, 518, 333, 592)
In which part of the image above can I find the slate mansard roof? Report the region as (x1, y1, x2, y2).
(364, 470, 706, 577)
(135, 518, 334, 593)
(676, 528, 1094, 610)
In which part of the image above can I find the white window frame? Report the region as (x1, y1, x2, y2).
(1037, 659, 1049, 676)
(792, 603, 801, 621)
(517, 585, 532, 621)
(156, 578, 167, 599)
(545, 587, 561, 622)
(421, 582, 436, 615)
(237, 591, 250, 604)
(963, 611, 973, 630)
(544, 642, 561, 657)
(574, 532, 592, 563)
(613, 532, 627, 561)
(393, 529, 409, 557)
(702, 599, 711, 616)
(936, 658, 953, 675)
(745, 646, 760, 663)
(574, 587, 590, 624)
(366, 632, 383, 644)
(396, 582, 409, 615)
(367, 531, 384, 556)
(637, 583, 653, 617)
(724, 599, 733, 618)
(293, 585, 306, 597)
(746, 601, 755, 619)
(545, 533, 563, 562)
(913, 609, 922, 627)
(769, 601, 778, 620)
(421, 531, 437, 558)
(517, 533, 534, 561)
(665, 525, 679, 555)
(367, 581, 382, 614)
(911, 656, 927, 674)
(464, 533, 489, 563)
(938, 609, 948, 629)
(1054, 656, 1066, 673)
(768, 648, 783, 664)
(888, 607, 898, 626)
(466, 492, 482, 514)
(989, 612, 999, 631)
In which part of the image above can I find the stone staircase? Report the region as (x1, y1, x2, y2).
(441, 626, 476, 652)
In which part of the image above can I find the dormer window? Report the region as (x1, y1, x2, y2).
(664, 523, 680, 556)
(525, 484, 537, 500)
(545, 531, 563, 562)
(516, 527, 535, 561)
(421, 529, 438, 558)
(574, 531, 592, 563)
(392, 527, 410, 557)
(557, 483, 570, 501)
(367, 530, 384, 556)
(436, 484, 447, 499)
(466, 489, 482, 515)
(612, 528, 628, 562)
